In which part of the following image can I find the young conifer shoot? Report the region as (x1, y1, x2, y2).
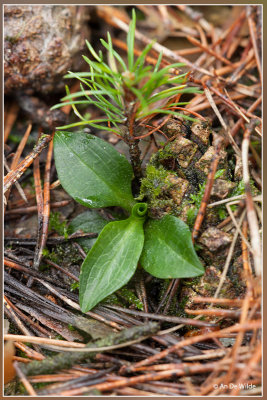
(53, 9, 204, 312)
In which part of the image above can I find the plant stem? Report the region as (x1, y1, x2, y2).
(124, 103, 143, 191)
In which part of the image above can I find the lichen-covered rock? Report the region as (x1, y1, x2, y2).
(190, 120, 211, 151)
(138, 164, 190, 218)
(163, 118, 188, 138)
(169, 136, 199, 169)
(211, 179, 236, 200)
(199, 227, 232, 252)
(4, 5, 90, 94)
(198, 227, 236, 265)
(195, 145, 228, 180)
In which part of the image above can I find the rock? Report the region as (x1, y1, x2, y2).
(195, 145, 228, 180)
(169, 175, 189, 206)
(190, 121, 211, 151)
(211, 179, 236, 200)
(4, 5, 90, 95)
(199, 227, 232, 252)
(198, 227, 234, 265)
(169, 136, 198, 169)
(163, 118, 188, 138)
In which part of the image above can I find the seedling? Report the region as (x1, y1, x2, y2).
(53, 10, 204, 312)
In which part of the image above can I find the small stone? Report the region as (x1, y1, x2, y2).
(4, 5, 90, 94)
(169, 136, 198, 168)
(190, 121, 211, 150)
(211, 179, 236, 200)
(199, 227, 232, 252)
(164, 118, 187, 138)
(168, 175, 189, 206)
(195, 146, 228, 179)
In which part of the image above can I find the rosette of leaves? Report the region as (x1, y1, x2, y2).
(54, 131, 204, 312)
(51, 9, 201, 135)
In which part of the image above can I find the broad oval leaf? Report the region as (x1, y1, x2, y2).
(69, 210, 109, 251)
(79, 204, 147, 312)
(54, 131, 135, 212)
(140, 215, 204, 279)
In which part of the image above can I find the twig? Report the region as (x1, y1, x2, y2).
(5, 200, 71, 215)
(5, 335, 86, 348)
(4, 257, 69, 288)
(33, 132, 54, 269)
(4, 158, 28, 204)
(192, 133, 224, 242)
(246, 6, 262, 83)
(4, 123, 32, 208)
(242, 120, 262, 276)
(186, 35, 233, 66)
(123, 320, 261, 373)
(163, 278, 180, 314)
(4, 102, 19, 143)
(4, 135, 52, 194)
(203, 85, 241, 156)
(13, 361, 37, 396)
(230, 342, 262, 395)
(33, 131, 44, 274)
(104, 305, 217, 328)
(19, 322, 160, 376)
(224, 286, 253, 385)
(213, 210, 246, 299)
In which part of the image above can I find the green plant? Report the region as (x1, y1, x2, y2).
(52, 9, 201, 181)
(54, 131, 204, 312)
(53, 9, 204, 312)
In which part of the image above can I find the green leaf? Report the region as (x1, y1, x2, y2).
(54, 131, 135, 212)
(140, 215, 204, 279)
(79, 203, 148, 312)
(127, 9, 136, 71)
(69, 210, 109, 251)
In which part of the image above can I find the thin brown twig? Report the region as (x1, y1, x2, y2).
(4, 102, 19, 143)
(5, 200, 71, 215)
(186, 35, 233, 66)
(124, 320, 261, 372)
(4, 123, 32, 209)
(242, 120, 262, 276)
(192, 134, 224, 242)
(246, 6, 262, 83)
(230, 342, 262, 395)
(4, 135, 52, 194)
(33, 132, 54, 269)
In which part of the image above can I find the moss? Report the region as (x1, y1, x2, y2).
(232, 179, 259, 197)
(102, 293, 123, 306)
(49, 211, 69, 238)
(138, 164, 182, 218)
(117, 288, 144, 310)
(176, 295, 190, 318)
(71, 281, 79, 291)
(138, 164, 174, 201)
(183, 277, 202, 287)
